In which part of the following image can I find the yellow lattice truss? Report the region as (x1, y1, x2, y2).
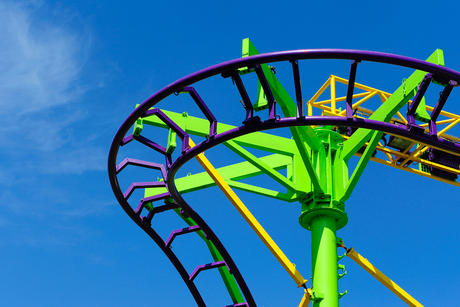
(308, 75, 460, 187)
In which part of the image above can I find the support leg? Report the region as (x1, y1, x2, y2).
(311, 215, 339, 307)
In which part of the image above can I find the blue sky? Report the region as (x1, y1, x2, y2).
(1, 0, 460, 306)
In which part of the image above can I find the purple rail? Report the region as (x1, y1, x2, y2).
(189, 261, 230, 282)
(109, 48, 460, 307)
(165, 225, 202, 249)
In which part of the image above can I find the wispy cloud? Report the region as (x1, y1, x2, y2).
(41, 146, 107, 174)
(0, 0, 89, 114)
(0, 1, 109, 175)
(0, 1, 118, 251)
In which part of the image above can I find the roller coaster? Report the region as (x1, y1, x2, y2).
(108, 39, 460, 306)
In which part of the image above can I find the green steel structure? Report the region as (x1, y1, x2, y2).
(109, 39, 460, 306)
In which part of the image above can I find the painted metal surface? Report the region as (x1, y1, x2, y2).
(109, 41, 460, 306)
(346, 247, 423, 307)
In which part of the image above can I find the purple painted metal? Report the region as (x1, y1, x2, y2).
(165, 225, 202, 248)
(223, 304, 249, 307)
(144, 224, 206, 306)
(427, 145, 460, 180)
(134, 193, 172, 215)
(151, 202, 178, 215)
(407, 73, 432, 125)
(290, 60, 303, 118)
(189, 261, 230, 282)
(135, 135, 168, 155)
(163, 183, 257, 306)
(254, 65, 276, 120)
(429, 81, 455, 136)
(116, 158, 167, 180)
(165, 116, 460, 179)
(346, 60, 359, 118)
(109, 48, 460, 307)
(182, 87, 218, 137)
(121, 134, 134, 146)
(110, 50, 460, 166)
(142, 193, 172, 204)
(143, 108, 190, 153)
(123, 181, 166, 200)
(231, 72, 255, 122)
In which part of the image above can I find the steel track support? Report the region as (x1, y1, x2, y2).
(298, 128, 348, 307)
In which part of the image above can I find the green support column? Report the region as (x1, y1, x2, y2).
(311, 215, 338, 307)
(299, 128, 348, 307)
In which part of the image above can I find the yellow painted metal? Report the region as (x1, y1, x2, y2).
(308, 78, 331, 105)
(438, 117, 460, 137)
(309, 76, 460, 147)
(305, 74, 460, 184)
(188, 138, 309, 288)
(420, 118, 456, 127)
(365, 155, 460, 187)
(337, 92, 378, 116)
(397, 142, 417, 166)
(346, 248, 424, 307)
(316, 92, 369, 106)
(298, 288, 312, 307)
(359, 146, 460, 176)
(396, 111, 408, 124)
(341, 131, 460, 179)
(330, 76, 337, 114)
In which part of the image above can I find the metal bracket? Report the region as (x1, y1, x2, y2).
(311, 291, 325, 302)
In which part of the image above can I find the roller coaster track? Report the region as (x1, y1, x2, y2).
(108, 45, 460, 306)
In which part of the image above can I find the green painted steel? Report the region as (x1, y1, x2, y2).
(339, 49, 445, 161)
(296, 127, 347, 307)
(171, 207, 245, 304)
(310, 215, 339, 307)
(223, 140, 296, 191)
(136, 39, 449, 306)
(241, 38, 323, 193)
(142, 110, 299, 155)
(145, 153, 299, 201)
(339, 130, 384, 202)
(335, 49, 445, 203)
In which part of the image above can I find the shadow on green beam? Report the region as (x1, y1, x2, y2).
(242, 38, 323, 192)
(224, 140, 296, 192)
(226, 180, 299, 202)
(145, 153, 296, 201)
(339, 130, 384, 202)
(142, 110, 299, 156)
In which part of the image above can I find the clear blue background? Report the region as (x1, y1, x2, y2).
(1, 0, 460, 306)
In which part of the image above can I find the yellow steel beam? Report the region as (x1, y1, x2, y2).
(346, 247, 423, 307)
(298, 288, 312, 307)
(189, 138, 308, 288)
(309, 77, 331, 105)
(438, 117, 460, 137)
(330, 75, 337, 114)
(338, 92, 378, 116)
(314, 92, 369, 106)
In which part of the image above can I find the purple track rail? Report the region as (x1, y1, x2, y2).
(108, 49, 460, 306)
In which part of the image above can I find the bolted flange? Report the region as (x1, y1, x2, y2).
(299, 192, 348, 230)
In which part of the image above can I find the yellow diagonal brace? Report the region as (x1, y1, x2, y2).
(189, 138, 308, 288)
(298, 288, 312, 307)
(347, 247, 423, 307)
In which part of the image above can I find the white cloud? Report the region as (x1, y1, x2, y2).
(0, 0, 90, 114)
(0, 1, 108, 175)
(41, 146, 107, 174)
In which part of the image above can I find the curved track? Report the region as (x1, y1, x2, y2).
(108, 49, 460, 306)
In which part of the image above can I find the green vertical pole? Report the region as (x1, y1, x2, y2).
(311, 215, 339, 307)
(299, 129, 348, 307)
